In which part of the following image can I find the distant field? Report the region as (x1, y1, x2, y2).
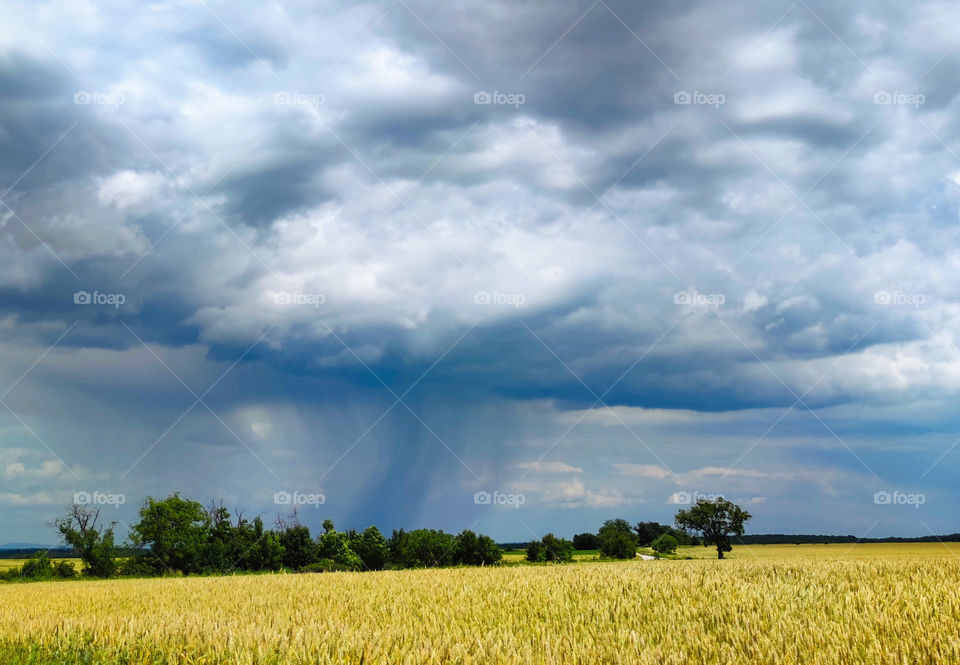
(0, 558, 79, 571)
(502, 548, 600, 562)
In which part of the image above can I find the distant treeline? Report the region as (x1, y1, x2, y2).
(737, 533, 960, 544)
(500, 532, 960, 549)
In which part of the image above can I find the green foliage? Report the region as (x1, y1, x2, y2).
(352, 526, 389, 570)
(53, 560, 78, 578)
(597, 519, 638, 559)
(634, 521, 691, 546)
(278, 524, 316, 570)
(129, 494, 210, 574)
(395, 529, 456, 568)
(316, 521, 363, 571)
(28, 493, 502, 583)
(453, 530, 502, 566)
(540, 534, 574, 562)
(301, 559, 350, 573)
(20, 550, 53, 579)
(54, 504, 118, 577)
(572, 532, 599, 550)
(674, 497, 752, 559)
(525, 540, 545, 562)
(525, 535, 573, 563)
(651, 533, 678, 555)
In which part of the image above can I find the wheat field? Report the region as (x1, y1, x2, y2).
(2, 544, 959, 664)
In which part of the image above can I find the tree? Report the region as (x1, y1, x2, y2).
(525, 539, 545, 562)
(674, 497, 751, 559)
(352, 525, 389, 570)
(276, 512, 316, 570)
(475, 534, 503, 566)
(453, 529, 481, 565)
(129, 494, 210, 574)
(572, 532, 598, 550)
(540, 533, 574, 562)
(245, 518, 284, 571)
(316, 520, 363, 571)
(394, 529, 455, 568)
(53, 503, 119, 577)
(651, 533, 678, 555)
(597, 518, 638, 559)
(635, 521, 692, 546)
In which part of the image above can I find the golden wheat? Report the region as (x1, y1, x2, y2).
(2, 544, 960, 664)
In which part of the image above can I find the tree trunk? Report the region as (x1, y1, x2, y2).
(716, 545, 724, 559)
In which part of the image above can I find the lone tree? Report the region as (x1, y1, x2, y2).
(674, 497, 751, 559)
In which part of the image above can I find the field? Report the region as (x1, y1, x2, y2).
(2, 544, 959, 664)
(0, 558, 79, 571)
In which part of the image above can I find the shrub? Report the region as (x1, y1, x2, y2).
(651, 534, 678, 555)
(53, 560, 78, 578)
(301, 559, 349, 573)
(20, 551, 53, 579)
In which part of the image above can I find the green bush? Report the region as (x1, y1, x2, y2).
(53, 560, 78, 578)
(20, 551, 53, 579)
(301, 559, 350, 573)
(651, 534, 678, 555)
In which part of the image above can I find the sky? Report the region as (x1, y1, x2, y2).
(1, 0, 959, 545)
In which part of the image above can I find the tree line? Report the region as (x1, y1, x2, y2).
(2, 493, 502, 581)
(1, 495, 751, 581)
